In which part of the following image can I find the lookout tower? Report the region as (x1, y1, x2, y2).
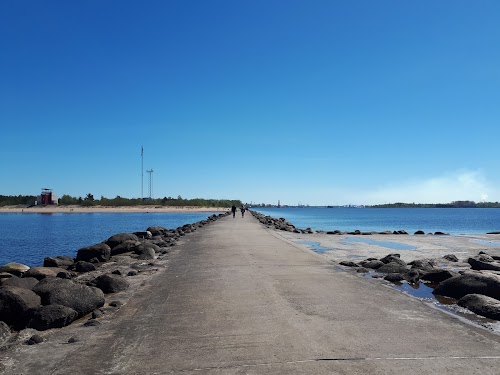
(37, 188, 58, 205)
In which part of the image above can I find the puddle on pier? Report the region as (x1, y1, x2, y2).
(342, 237, 417, 251)
(474, 239, 500, 247)
(295, 241, 335, 254)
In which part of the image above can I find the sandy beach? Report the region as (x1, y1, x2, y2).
(0, 205, 229, 214)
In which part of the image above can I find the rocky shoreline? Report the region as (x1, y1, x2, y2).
(251, 210, 500, 325)
(0, 213, 229, 348)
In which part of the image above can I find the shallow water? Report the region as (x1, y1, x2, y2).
(342, 237, 417, 251)
(295, 241, 335, 254)
(474, 239, 500, 247)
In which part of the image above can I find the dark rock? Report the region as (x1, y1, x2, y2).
(147, 226, 167, 236)
(409, 259, 435, 272)
(57, 270, 76, 279)
(414, 230, 425, 235)
(487, 231, 500, 235)
(380, 254, 407, 267)
(468, 256, 500, 271)
(360, 260, 384, 269)
(33, 278, 105, 316)
(83, 319, 101, 327)
(133, 231, 153, 239)
(433, 272, 500, 300)
(68, 335, 80, 343)
(421, 269, 457, 283)
(109, 300, 123, 308)
(0, 321, 11, 345)
(458, 294, 500, 320)
(26, 334, 43, 345)
(76, 243, 111, 263)
(1, 276, 38, 290)
(127, 270, 138, 276)
(111, 270, 122, 275)
(0, 272, 14, 279)
(0, 286, 41, 328)
(88, 274, 129, 294)
(384, 273, 405, 282)
(28, 304, 78, 330)
(92, 309, 104, 319)
(0, 262, 30, 276)
(339, 261, 359, 268)
(43, 256, 74, 268)
(24, 267, 61, 280)
(434, 231, 449, 235)
(356, 267, 369, 273)
(105, 233, 140, 249)
(443, 254, 459, 262)
(110, 240, 141, 256)
(404, 269, 420, 283)
(377, 262, 409, 274)
(75, 261, 97, 273)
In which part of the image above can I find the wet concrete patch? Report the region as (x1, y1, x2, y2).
(295, 241, 335, 254)
(342, 237, 417, 251)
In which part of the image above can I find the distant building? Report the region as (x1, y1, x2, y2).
(36, 188, 58, 205)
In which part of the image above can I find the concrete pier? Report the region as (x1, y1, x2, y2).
(5, 214, 500, 374)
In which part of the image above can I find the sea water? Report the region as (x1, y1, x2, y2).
(252, 207, 500, 235)
(0, 212, 219, 266)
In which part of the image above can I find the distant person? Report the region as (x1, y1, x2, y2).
(241, 206, 245, 217)
(231, 205, 237, 218)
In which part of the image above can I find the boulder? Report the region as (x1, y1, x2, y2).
(88, 274, 129, 294)
(0, 277, 38, 290)
(43, 256, 74, 268)
(360, 260, 384, 269)
(147, 226, 167, 236)
(0, 272, 14, 279)
(414, 230, 425, 235)
(0, 286, 41, 328)
(33, 278, 104, 316)
(24, 267, 61, 280)
(28, 304, 78, 330)
(443, 254, 459, 262)
(384, 273, 405, 282)
(76, 243, 111, 263)
(409, 259, 435, 272)
(433, 272, 500, 300)
(458, 294, 500, 320)
(0, 262, 30, 276)
(0, 321, 10, 346)
(377, 262, 409, 274)
(380, 254, 407, 266)
(75, 261, 96, 273)
(339, 261, 359, 268)
(105, 233, 140, 249)
(420, 269, 457, 283)
(110, 240, 141, 256)
(133, 231, 152, 239)
(467, 256, 500, 271)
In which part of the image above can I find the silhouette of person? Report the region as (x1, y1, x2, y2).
(241, 206, 245, 217)
(231, 205, 237, 218)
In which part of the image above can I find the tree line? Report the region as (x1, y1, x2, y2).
(369, 201, 500, 208)
(0, 194, 242, 208)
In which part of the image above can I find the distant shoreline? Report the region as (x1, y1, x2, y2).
(0, 205, 229, 214)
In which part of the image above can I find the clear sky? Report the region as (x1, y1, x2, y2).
(1, 1, 499, 206)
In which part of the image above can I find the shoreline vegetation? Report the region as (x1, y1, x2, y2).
(0, 194, 242, 212)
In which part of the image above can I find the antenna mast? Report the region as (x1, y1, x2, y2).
(141, 146, 144, 200)
(146, 169, 154, 199)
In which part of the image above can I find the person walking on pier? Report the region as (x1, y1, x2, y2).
(231, 205, 237, 218)
(241, 206, 245, 218)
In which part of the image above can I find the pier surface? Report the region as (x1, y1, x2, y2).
(5, 214, 500, 374)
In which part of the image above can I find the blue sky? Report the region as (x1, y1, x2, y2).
(1, 1, 499, 205)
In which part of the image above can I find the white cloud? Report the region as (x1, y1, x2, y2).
(359, 170, 497, 205)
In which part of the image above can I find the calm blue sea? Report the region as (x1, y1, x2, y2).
(0, 212, 219, 267)
(253, 207, 500, 235)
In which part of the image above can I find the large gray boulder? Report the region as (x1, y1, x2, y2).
(88, 274, 129, 294)
(24, 267, 63, 280)
(420, 269, 457, 283)
(106, 233, 140, 249)
(0, 276, 39, 290)
(467, 255, 500, 271)
(360, 260, 384, 269)
(76, 243, 111, 263)
(44, 256, 74, 268)
(28, 304, 78, 330)
(0, 262, 30, 276)
(33, 278, 104, 316)
(377, 262, 409, 274)
(433, 272, 500, 300)
(147, 226, 167, 236)
(110, 240, 141, 256)
(380, 254, 407, 267)
(0, 286, 41, 328)
(458, 294, 500, 320)
(136, 243, 158, 260)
